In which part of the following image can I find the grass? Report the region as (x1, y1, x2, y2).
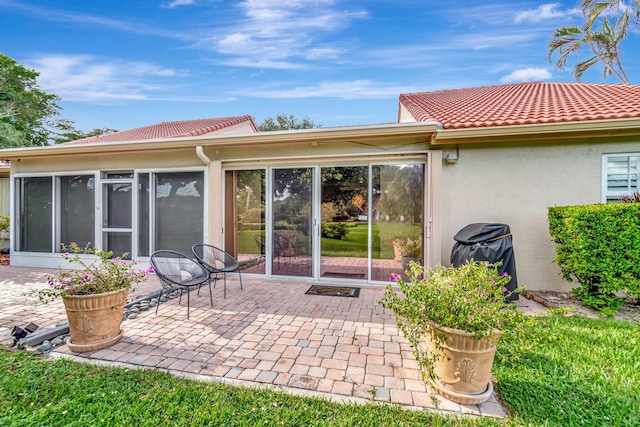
(492, 313, 640, 426)
(0, 351, 497, 427)
(237, 222, 421, 259)
(1, 314, 638, 426)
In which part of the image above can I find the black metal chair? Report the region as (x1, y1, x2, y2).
(150, 250, 213, 319)
(192, 244, 243, 299)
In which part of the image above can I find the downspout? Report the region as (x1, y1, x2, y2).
(196, 145, 223, 246)
(196, 145, 211, 164)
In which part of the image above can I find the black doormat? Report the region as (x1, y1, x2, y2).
(305, 285, 361, 298)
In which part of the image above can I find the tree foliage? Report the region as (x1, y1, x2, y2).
(0, 53, 60, 147)
(547, 0, 639, 83)
(49, 119, 118, 144)
(257, 114, 319, 132)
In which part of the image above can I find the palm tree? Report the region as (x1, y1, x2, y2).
(582, 1, 639, 29)
(547, 0, 638, 84)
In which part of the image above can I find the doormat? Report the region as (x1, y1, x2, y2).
(321, 272, 366, 279)
(306, 285, 361, 298)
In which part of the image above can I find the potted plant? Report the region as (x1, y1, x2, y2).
(394, 234, 422, 268)
(379, 260, 524, 404)
(38, 243, 152, 353)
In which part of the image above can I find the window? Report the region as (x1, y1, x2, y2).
(154, 171, 204, 256)
(60, 175, 95, 250)
(17, 177, 52, 252)
(604, 154, 640, 202)
(14, 170, 204, 258)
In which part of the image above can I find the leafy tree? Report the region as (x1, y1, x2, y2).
(257, 114, 320, 131)
(321, 166, 368, 216)
(547, 0, 639, 83)
(0, 53, 60, 147)
(49, 119, 118, 144)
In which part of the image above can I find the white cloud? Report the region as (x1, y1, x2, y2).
(2, 1, 188, 40)
(235, 80, 420, 100)
(514, 3, 579, 24)
(220, 58, 306, 70)
(27, 54, 189, 102)
(199, 1, 367, 68)
(162, 0, 197, 8)
(500, 68, 552, 83)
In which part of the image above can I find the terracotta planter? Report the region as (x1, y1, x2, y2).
(392, 241, 402, 262)
(422, 323, 500, 404)
(62, 288, 128, 353)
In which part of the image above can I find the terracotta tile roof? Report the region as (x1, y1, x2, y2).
(66, 115, 257, 144)
(399, 82, 640, 129)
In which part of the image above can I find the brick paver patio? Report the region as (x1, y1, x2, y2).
(0, 265, 547, 419)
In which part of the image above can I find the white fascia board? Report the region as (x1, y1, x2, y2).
(0, 122, 440, 160)
(432, 118, 640, 144)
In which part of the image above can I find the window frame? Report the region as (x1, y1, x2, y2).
(12, 166, 207, 259)
(602, 153, 640, 202)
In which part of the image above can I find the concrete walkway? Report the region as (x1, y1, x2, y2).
(0, 265, 547, 419)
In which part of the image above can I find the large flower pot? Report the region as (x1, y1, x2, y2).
(422, 323, 500, 405)
(400, 256, 419, 270)
(62, 288, 128, 353)
(392, 241, 402, 262)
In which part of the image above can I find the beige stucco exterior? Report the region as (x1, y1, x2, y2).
(2, 119, 639, 292)
(437, 136, 640, 292)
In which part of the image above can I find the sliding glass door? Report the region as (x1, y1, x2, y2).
(224, 161, 425, 282)
(224, 169, 266, 273)
(371, 164, 425, 281)
(320, 166, 369, 280)
(272, 167, 313, 277)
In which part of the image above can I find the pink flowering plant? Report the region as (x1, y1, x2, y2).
(38, 242, 152, 303)
(379, 260, 526, 378)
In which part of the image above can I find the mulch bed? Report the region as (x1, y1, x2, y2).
(0, 254, 9, 266)
(525, 290, 640, 322)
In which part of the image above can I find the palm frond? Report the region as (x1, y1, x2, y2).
(573, 56, 600, 81)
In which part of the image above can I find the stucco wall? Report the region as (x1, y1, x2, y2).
(439, 137, 640, 292)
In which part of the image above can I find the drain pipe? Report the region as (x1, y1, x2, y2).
(17, 324, 70, 349)
(196, 145, 211, 164)
(196, 145, 222, 247)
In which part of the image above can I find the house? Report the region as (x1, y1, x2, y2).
(66, 115, 258, 144)
(1, 82, 639, 293)
(0, 160, 9, 249)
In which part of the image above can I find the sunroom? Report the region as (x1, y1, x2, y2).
(3, 122, 441, 283)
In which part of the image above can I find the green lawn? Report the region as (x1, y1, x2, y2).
(238, 222, 421, 259)
(1, 314, 638, 426)
(492, 313, 640, 426)
(0, 351, 498, 427)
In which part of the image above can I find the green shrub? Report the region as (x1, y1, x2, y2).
(321, 222, 348, 240)
(239, 207, 263, 223)
(548, 203, 640, 316)
(0, 215, 8, 233)
(239, 222, 263, 231)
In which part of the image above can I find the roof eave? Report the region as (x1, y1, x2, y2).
(0, 121, 440, 160)
(432, 118, 640, 144)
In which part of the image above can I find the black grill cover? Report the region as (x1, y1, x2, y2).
(450, 223, 518, 301)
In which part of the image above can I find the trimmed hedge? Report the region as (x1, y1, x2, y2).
(321, 223, 348, 240)
(548, 203, 640, 315)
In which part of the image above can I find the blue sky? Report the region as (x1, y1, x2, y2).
(1, 0, 639, 132)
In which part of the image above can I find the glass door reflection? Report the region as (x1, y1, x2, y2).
(319, 166, 369, 280)
(271, 168, 313, 277)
